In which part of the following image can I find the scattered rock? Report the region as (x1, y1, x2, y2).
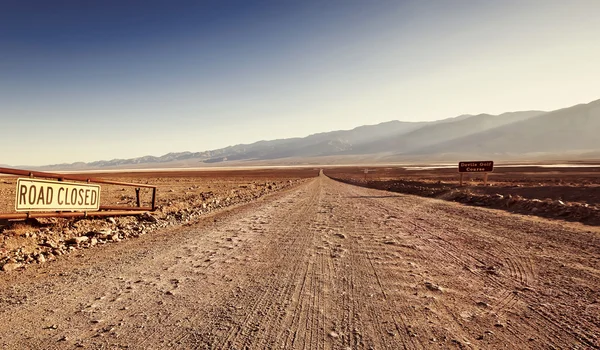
(141, 213, 159, 223)
(2, 262, 23, 272)
(424, 281, 443, 292)
(66, 236, 89, 245)
(329, 331, 339, 338)
(41, 240, 59, 249)
(88, 229, 112, 239)
(1, 179, 301, 270)
(476, 301, 490, 308)
(334, 233, 347, 239)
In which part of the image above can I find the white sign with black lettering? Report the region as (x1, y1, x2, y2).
(15, 178, 101, 212)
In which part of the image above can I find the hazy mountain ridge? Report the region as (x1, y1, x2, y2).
(413, 99, 600, 156)
(347, 111, 545, 155)
(31, 99, 600, 170)
(38, 121, 430, 169)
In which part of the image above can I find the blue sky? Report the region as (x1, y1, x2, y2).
(2, 0, 600, 166)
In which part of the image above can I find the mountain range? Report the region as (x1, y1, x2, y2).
(37, 98, 600, 170)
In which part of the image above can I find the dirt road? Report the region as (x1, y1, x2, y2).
(1, 174, 599, 349)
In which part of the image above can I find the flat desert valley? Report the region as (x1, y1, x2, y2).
(0, 166, 598, 349)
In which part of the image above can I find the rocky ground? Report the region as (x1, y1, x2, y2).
(325, 166, 600, 226)
(0, 169, 316, 272)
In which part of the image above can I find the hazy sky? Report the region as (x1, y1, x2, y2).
(2, 0, 600, 166)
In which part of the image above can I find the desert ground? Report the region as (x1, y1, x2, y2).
(326, 165, 600, 226)
(0, 166, 598, 349)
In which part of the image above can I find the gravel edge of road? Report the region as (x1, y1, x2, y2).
(0, 178, 312, 273)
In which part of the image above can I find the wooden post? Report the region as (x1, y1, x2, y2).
(151, 188, 157, 211)
(135, 188, 141, 207)
(459, 173, 464, 186)
(483, 173, 489, 186)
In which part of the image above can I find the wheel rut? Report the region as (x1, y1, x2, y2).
(0, 175, 598, 349)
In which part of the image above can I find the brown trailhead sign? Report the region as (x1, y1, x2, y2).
(458, 161, 494, 173)
(15, 178, 101, 212)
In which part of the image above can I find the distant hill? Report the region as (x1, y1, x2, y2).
(201, 120, 428, 162)
(30, 98, 600, 170)
(350, 111, 544, 155)
(415, 99, 600, 156)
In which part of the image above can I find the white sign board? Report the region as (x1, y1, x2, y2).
(15, 178, 101, 212)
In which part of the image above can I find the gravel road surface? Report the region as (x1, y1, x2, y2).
(1, 174, 598, 349)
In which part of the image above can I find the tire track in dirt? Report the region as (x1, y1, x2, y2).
(219, 180, 323, 349)
(336, 177, 599, 349)
(1, 174, 599, 349)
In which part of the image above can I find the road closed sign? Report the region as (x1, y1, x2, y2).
(15, 178, 101, 212)
(458, 161, 494, 173)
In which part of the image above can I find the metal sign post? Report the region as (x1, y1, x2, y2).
(458, 161, 494, 186)
(0, 167, 157, 221)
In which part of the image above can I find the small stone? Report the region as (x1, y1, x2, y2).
(66, 236, 89, 245)
(142, 213, 159, 223)
(329, 331, 339, 338)
(424, 282, 443, 292)
(89, 229, 112, 239)
(107, 217, 117, 225)
(2, 262, 23, 272)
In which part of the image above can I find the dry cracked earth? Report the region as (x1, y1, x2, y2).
(0, 173, 598, 349)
